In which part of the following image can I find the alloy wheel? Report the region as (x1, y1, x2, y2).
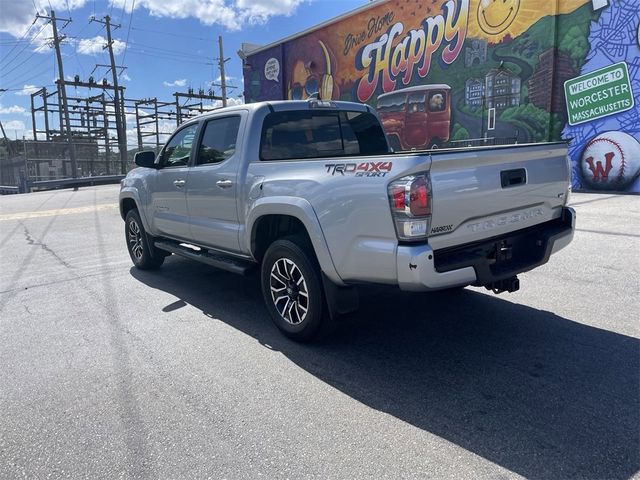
(128, 219, 144, 261)
(269, 258, 309, 325)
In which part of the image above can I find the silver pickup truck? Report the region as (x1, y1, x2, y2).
(120, 99, 575, 341)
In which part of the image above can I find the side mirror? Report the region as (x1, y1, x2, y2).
(134, 150, 157, 168)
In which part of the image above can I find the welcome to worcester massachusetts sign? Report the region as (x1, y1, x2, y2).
(564, 62, 634, 126)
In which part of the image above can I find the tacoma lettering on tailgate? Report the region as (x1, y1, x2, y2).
(467, 208, 545, 233)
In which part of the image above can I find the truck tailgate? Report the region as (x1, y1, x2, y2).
(426, 142, 570, 250)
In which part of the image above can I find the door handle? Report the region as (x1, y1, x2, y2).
(173, 179, 186, 187)
(216, 179, 233, 189)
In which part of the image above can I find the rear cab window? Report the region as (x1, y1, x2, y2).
(260, 110, 388, 161)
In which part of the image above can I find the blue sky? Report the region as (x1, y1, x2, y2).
(0, 0, 367, 140)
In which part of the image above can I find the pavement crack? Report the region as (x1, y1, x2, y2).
(22, 224, 73, 269)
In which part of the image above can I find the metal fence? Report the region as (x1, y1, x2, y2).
(0, 139, 161, 194)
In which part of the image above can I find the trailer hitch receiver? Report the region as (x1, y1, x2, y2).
(486, 276, 520, 294)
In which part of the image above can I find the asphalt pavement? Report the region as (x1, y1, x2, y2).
(0, 186, 638, 479)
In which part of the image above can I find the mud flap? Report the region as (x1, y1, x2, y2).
(321, 273, 359, 319)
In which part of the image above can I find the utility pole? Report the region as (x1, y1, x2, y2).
(218, 35, 228, 107)
(0, 119, 15, 157)
(37, 10, 77, 178)
(91, 15, 127, 173)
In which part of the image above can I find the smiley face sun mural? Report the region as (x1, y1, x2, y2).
(477, 0, 521, 35)
(468, 0, 589, 43)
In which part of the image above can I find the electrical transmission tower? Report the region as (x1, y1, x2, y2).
(90, 15, 128, 172)
(36, 10, 78, 178)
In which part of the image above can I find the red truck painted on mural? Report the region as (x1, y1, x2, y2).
(376, 85, 451, 151)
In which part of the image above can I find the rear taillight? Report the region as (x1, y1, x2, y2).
(409, 176, 429, 216)
(388, 173, 432, 242)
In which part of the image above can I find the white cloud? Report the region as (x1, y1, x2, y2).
(163, 79, 187, 87)
(202, 97, 245, 110)
(2, 120, 30, 139)
(108, 0, 304, 30)
(77, 35, 126, 55)
(126, 119, 175, 148)
(15, 85, 40, 96)
(235, 0, 304, 24)
(214, 75, 236, 83)
(0, 104, 27, 114)
(121, 73, 131, 81)
(0, 1, 85, 40)
(3, 120, 25, 130)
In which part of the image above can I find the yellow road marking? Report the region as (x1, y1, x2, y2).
(0, 203, 118, 221)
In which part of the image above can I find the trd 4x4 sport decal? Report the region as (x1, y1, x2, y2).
(325, 161, 393, 177)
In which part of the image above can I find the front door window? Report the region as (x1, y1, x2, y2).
(160, 124, 199, 167)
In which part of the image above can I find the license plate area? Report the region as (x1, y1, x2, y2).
(433, 216, 570, 284)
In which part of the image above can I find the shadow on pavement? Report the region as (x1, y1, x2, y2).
(131, 257, 639, 479)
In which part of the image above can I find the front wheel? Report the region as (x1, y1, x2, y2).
(125, 209, 165, 270)
(261, 237, 328, 342)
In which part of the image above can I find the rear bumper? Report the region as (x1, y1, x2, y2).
(396, 207, 575, 291)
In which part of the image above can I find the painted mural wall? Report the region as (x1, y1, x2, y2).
(243, 0, 640, 192)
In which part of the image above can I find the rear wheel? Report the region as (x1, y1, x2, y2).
(125, 209, 165, 270)
(261, 237, 327, 342)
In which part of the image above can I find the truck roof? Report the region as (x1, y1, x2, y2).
(182, 99, 372, 125)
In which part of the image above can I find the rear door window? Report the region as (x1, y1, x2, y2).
(196, 116, 241, 165)
(260, 110, 388, 161)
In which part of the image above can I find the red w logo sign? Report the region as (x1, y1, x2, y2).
(585, 152, 615, 182)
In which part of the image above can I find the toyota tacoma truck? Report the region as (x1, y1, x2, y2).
(120, 99, 575, 341)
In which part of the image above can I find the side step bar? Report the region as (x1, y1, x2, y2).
(154, 240, 257, 276)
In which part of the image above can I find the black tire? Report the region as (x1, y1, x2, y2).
(125, 209, 165, 270)
(261, 237, 328, 342)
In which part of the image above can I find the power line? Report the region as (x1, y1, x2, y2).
(130, 26, 211, 42)
(1, 22, 50, 70)
(0, 83, 56, 92)
(123, 49, 213, 66)
(67, 35, 212, 62)
(120, 0, 135, 68)
(69, 15, 94, 79)
(118, 0, 128, 26)
(0, 19, 37, 65)
(125, 41, 212, 60)
(0, 43, 49, 84)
